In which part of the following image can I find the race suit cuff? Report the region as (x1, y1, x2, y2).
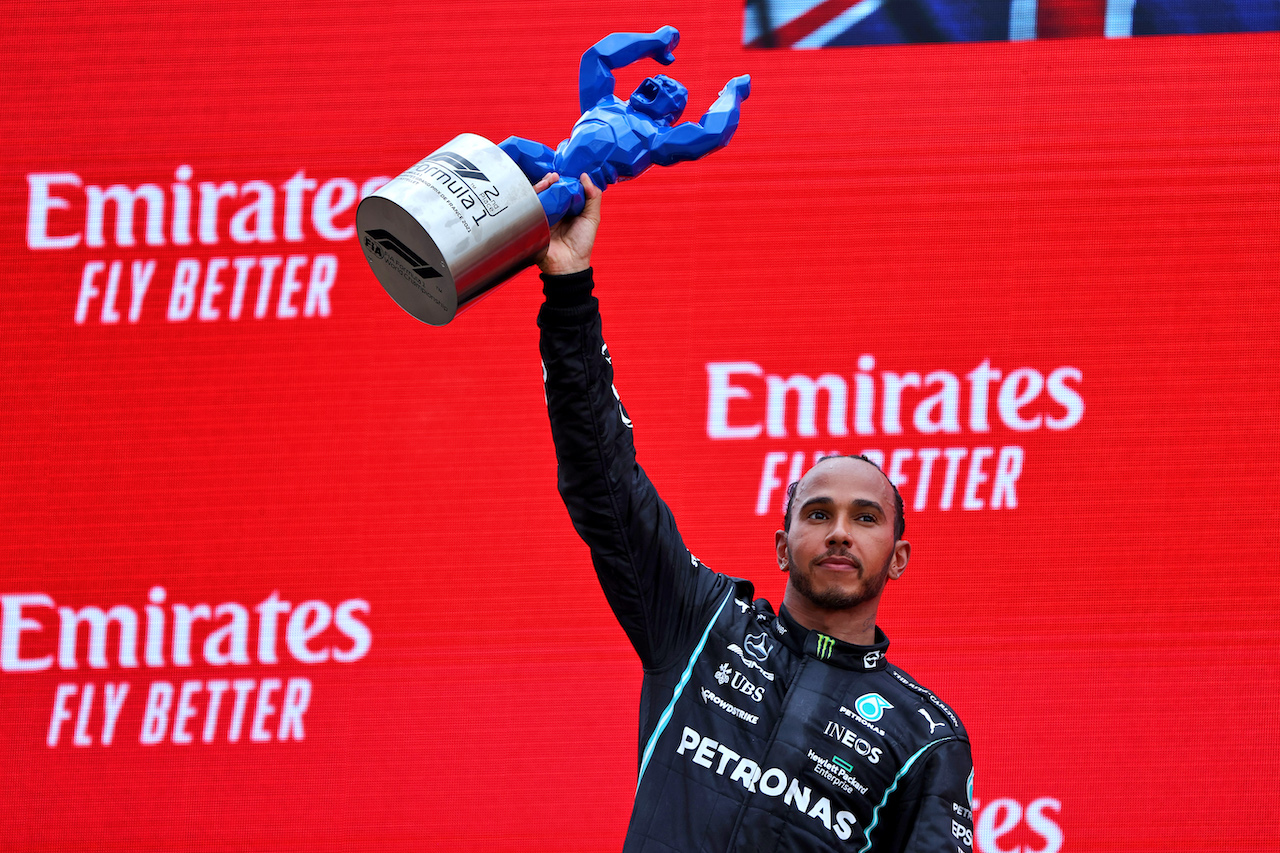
(538, 268, 598, 325)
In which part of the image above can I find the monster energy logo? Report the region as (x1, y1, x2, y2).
(832, 755, 854, 773)
(816, 634, 835, 659)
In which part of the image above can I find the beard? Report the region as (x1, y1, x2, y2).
(790, 553, 892, 611)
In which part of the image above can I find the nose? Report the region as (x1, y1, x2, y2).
(826, 517, 853, 548)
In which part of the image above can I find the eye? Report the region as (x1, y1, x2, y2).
(857, 513, 877, 523)
(807, 509, 829, 521)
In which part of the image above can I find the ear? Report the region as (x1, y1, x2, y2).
(888, 539, 911, 580)
(775, 529, 790, 571)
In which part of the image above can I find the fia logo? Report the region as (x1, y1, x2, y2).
(363, 229, 442, 280)
(855, 692, 893, 722)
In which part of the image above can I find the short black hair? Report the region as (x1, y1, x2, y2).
(782, 454, 906, 541)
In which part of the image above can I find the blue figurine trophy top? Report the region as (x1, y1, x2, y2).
(500, 26, 752, 226)
(357, 26, 750, 325)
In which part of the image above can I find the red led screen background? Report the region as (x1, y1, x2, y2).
(2, 2, 1279, 850)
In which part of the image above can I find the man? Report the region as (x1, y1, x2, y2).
(535, 172, 974, 852)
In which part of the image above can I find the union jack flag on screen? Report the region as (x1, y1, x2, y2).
(743, 0, 1280, 47)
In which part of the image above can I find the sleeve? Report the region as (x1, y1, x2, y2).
(537, 269, 732, 672)
(877, 739, 975, 853)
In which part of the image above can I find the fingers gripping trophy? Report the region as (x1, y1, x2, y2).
(357, 26, 751, 325)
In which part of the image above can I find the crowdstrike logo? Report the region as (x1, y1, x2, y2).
(699, 687, 760, 725)
(854, 693, 893, 722)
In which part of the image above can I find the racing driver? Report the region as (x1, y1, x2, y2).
(534, 171, 975, 852)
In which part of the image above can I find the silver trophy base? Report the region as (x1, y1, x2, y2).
(357, 133, 550, 326)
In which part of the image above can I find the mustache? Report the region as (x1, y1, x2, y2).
(818, 549, 864, 571)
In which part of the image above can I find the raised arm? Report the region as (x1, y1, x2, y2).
(650, 74, 751, 166)
(534, 174, 730, 671)
(579, 26, 681, 112)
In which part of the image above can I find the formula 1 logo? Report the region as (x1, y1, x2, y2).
(425, 152, 490, 182)
(362, 229, 442, 280)
(417, 152, 507, 218)
(854, 692, 893, 722)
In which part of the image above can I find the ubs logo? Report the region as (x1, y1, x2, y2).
(715, 663, 765, 703)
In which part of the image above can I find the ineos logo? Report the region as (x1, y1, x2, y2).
(821, 720, 883, 764)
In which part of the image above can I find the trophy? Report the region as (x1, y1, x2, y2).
(357, 26, 751, 325)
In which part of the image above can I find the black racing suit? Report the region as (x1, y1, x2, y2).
(539, 270, 975, 853)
